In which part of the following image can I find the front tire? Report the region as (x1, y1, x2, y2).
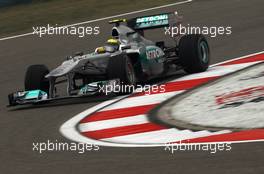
(179, 34, 210, 73)
(107, 54, 136, 94)
(24, 64, 50, 93)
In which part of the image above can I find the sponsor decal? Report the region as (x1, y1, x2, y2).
(136, 14, 168, 23)
(216, 86, 264, 109)
(146, 46, 164, 59)
(134, 14, 169, 29)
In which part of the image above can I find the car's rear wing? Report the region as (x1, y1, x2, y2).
(127, 12, 178, 30)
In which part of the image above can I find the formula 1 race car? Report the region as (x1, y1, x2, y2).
(8, 12, 210, 106)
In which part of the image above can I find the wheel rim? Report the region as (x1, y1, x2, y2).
(200, 41, 209, 63)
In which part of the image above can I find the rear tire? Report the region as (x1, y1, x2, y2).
(179, 34, 210, 73)
(24, 65, 50, 93)
(107, 54, 136, 95)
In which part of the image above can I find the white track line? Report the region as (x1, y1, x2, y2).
(79, 114, 148, 132)
(102, 129, 230, 144)
(101, 91, 182, 111)
(211, 51, 264, 67)
(171, 62, 260, 82)
(0, 0, 192, 41)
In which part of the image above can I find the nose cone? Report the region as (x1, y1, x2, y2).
(45, 60, 78, 78)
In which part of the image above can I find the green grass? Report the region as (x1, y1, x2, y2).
(0, 0, 179, 38)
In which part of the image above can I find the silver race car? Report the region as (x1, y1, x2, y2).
(8, 12, 210, 106)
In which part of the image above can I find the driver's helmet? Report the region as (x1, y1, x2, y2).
(106, 38, 120, 50)
(95, 38, 120, 54)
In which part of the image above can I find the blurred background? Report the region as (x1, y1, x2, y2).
(0, 0, 176, 37)
(0, 0, 33, 7)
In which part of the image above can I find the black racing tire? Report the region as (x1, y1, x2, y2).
(179, 34, 210, 73)
(107, 54, 136, 95)
(24, 64, 50, 93)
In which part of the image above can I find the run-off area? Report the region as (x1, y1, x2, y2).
(170, 63, 264, 129)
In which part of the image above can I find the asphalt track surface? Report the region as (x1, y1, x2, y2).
(0, 0, 264, 173)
